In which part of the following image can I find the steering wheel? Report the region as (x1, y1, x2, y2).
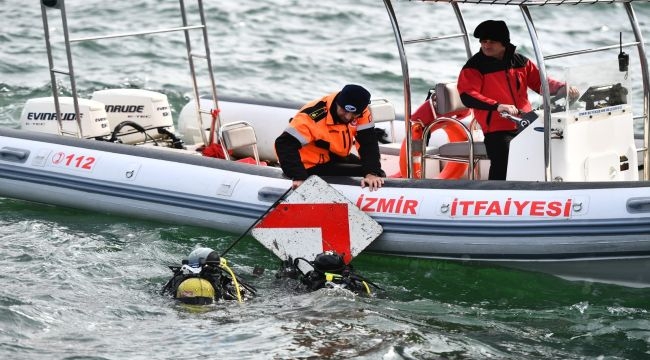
(500, 111, 538, 130)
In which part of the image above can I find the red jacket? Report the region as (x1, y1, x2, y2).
(457, 44, 565, 133)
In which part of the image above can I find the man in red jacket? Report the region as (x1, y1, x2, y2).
(457, 20, 578, 180)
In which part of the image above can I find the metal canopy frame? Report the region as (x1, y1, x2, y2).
(39, 0, 221, 143)
(384, 0, 650, 180)
(417, 0, 644, 5)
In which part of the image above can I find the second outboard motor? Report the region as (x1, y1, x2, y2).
(92, 89, 177, 146)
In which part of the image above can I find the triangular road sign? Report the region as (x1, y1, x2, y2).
(251, 176, 383, 272)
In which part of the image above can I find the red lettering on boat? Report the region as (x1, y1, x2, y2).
(447, 198, 574, 218)
(485, 201, 502, 215)
(355, 195, 418, 215)
(513, 201, 530, 215)
(530, 201, 545, 216)
(546, 201, 562, 216)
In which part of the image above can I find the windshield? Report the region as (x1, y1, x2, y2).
(550, 59, 631, 116)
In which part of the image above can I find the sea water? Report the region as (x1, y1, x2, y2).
(1, 1, 650, 359)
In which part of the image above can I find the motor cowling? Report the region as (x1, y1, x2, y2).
(91, 89, 175, 144)
(20, 97, 111, 139)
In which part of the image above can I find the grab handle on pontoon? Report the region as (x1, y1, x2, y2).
(0, 147, 30, 163)
(626, 197, 650, 213)
(258, 187, 291, 203)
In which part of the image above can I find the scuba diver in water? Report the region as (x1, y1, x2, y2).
(276, 251, 381, 296)
(161, 247, 256, 305)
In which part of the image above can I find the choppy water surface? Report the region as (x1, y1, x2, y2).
(2, 200, 650, 359)
(1, 1, 650, 359)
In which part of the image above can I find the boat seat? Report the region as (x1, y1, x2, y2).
(369, 99, 396, 143)
(376, 142, 442, 158)
(377, 142, 401, 156)
(423, 82, 486, 179)
(218, 121, 260, 165)
(369, 99, 402, 158)
(435, 82, 466, 117)
(433, 140, 487, 159)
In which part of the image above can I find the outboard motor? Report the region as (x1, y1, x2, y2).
(20, 97, 111, 139)
(91, 89, 181, 147)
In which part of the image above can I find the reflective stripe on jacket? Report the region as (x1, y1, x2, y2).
(274, 92, 380, 180)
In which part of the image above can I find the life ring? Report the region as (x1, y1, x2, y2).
(399, 101, 471, 179)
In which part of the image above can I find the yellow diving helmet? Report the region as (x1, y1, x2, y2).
(175, 277, 215, 305)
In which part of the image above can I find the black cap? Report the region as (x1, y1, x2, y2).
(474, 20, 510, 45)
(336, 84, 371, 115)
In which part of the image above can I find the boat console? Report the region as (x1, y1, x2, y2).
(507, 61, 638, 182)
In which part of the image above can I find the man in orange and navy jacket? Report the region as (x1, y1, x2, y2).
(274, 84, 385, 191)
(457, 20, 578, 180)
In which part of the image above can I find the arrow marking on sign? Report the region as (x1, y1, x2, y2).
(255, 203, 352, 263)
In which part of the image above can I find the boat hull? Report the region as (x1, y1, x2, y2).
(2, 127, 650, 287)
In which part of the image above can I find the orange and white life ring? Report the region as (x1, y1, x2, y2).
(399, 101, 471, 179)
